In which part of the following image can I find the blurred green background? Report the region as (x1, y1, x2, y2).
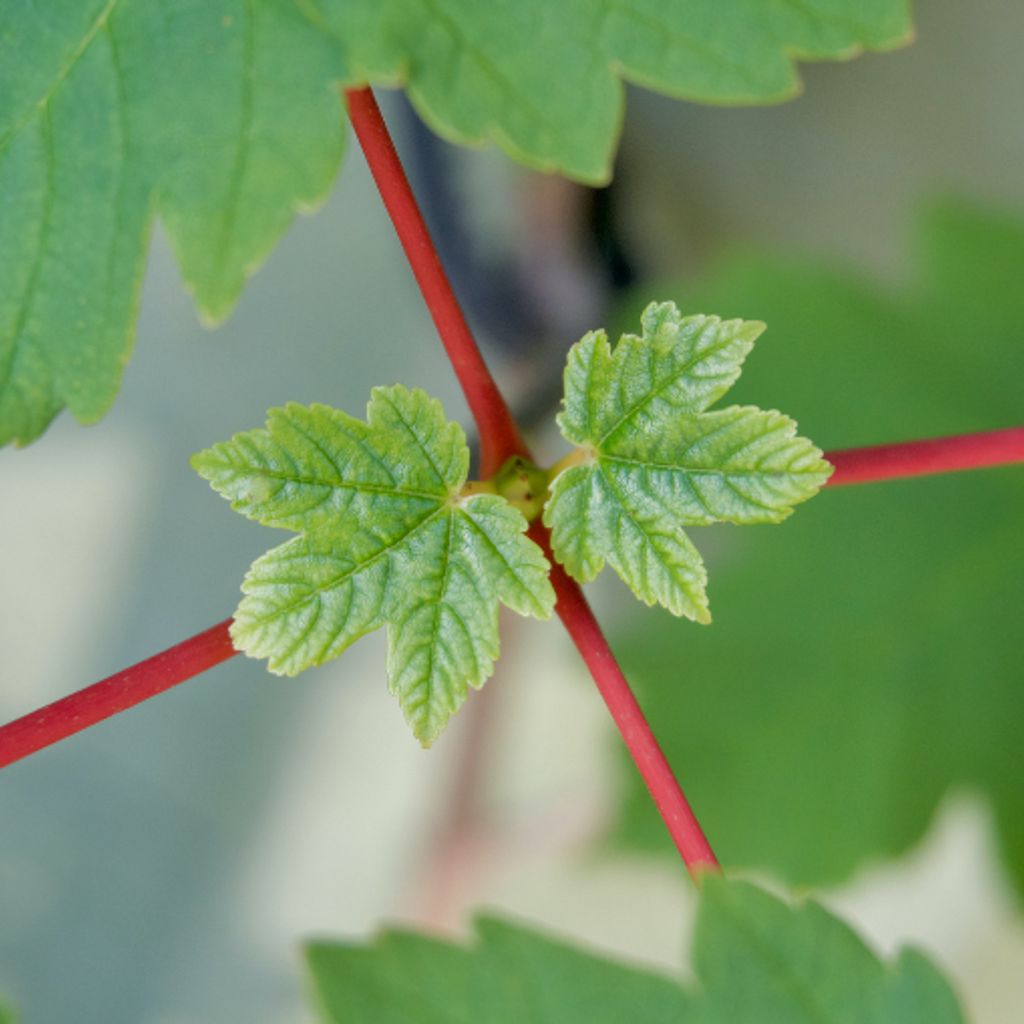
(1, 1, 1022, 1021)
(611, 203, 1024, 884)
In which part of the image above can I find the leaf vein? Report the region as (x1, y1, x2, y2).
(0, 111, 56, 398)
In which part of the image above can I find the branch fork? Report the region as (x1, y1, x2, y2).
(2, 88, 1022, 884)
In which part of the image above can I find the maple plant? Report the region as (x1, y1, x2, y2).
(2, 3, 1023, 1021)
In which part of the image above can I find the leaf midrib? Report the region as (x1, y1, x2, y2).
(207, 0, 256, 306)
(599, 465, 703, 605)
(594, 334, 743, 448)
(414, 0, 557, 140)
(222, 463, 444, 504)
(702, 894, 843, 1024)
(600, 452, 823, 478)
(460, 504, 550, 617)
(0, 110, 56, 398)
(245, 504, 445, 623)
(0, 0, 119, 155)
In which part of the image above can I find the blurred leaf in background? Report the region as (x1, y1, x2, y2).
(0, 0, 912, 449)
(304, 876, 963, 1022)
(307, 917, 690, 1023)
(611, 200, 1024, 893)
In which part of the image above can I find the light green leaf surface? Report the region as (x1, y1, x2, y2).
(193, 385, 554, 745)
(303, 878, 963, 1023)
(1, 1, 911, 447)
(612, 201, 1024, 894)
(545, 302, 831, 621)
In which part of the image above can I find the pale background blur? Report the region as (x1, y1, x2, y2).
(2, 1, 1023, 1021)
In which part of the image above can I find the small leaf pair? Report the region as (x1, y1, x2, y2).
(193, 303, 831, 744)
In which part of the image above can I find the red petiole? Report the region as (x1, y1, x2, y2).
(2, 88, 1022, 878)
(345, 87, 717, 875)
(5, 425, 1016, 771)
(0, 620, 235, 770)
(826, 426, 1024, 485)
(344, 88, 525, 480)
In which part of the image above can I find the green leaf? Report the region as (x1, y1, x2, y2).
(318, 0, 911, 183)
(1, 1, 912, 447)
(306, 916, 692, 1023)
(303, 879, 963, 1023)
(192, 385, 554, 745)
(545, 302, 831, 621)
(611, 200, 1024, 893)
(0, 0, 346, 447)
(690, 877, 964, 1023)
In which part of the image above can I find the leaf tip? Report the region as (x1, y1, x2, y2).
(405, 704, 447, 749)
(188, 446, 215, 477)
(739, 317, 768, 342)
(193, 284, 242, 329)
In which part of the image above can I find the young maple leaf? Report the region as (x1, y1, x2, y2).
(192, 385, 554, 746)
(544, 302, 832, 622)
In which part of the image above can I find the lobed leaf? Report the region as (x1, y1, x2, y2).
(1, 1, 911, 447)
(193, 385, 555, 745)
(557, 305, 766, 444)
(545, 302, 831, 620)
(316, 1, 911, 183)
(303, 877, 963, 1023)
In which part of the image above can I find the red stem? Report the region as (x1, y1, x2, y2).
(530, 525, 719, 872)
(3, 427, 1019, 774)
(343, 88, 525, 478)
(345, 86, 719, 875)
(825, 426, 1024, 486)
(2, 86, 1023, 870)
(0, 620, 236, 769)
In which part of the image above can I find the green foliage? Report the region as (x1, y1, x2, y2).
(304, 877, 963, 1023)
(193, 385, 554, 745)
(306, 917, 691, 1023)
(545, 302, 831, 622)
(612, 201, 1024, 892)
(321, 0, 911, 182)
(0, 0, 344, 447)
(0, 1, 911, 448)
(195, 303, 828, 743)
(691, 877, 963, 1023)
